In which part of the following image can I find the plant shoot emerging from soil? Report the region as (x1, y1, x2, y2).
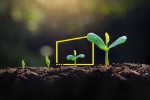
(87, 32, 127, 67)
(45, 56, 50, 69)
(66, 50, 85, 66)
(22, 60, 25, 70)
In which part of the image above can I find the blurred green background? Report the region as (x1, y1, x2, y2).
(0, 0, 150, 67)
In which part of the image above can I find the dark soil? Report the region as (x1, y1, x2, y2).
(0, 63, 150, 100)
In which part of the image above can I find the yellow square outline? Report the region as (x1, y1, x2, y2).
(56, 36, 94, 66)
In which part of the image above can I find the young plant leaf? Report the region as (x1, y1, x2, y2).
(66, 55, 76, 61)
(45, 56, 50, 68)
(22, 60, 25, 70)
(74, 50, 77, 57)
(109, 36, 127, 49)
(76, 54, 85, 59)
(87, 33, 105, 50)
(105, 32, 110, 46)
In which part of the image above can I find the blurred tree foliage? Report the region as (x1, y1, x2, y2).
(0, 0, 150, 67)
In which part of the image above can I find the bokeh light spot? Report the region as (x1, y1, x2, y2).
(40, 45, 53, 57)
(11, 7, 22, 22)
(27, 21, 39, 32)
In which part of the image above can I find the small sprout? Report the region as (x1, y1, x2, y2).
(22, 60, 25, 70)
(45, 56, 50, 69)
(66, 50, 85, 66)
(87, 32, 127, 67)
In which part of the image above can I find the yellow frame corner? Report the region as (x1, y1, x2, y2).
(56, 36, 94, 66)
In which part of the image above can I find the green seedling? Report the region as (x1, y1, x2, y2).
(22, 59, 25, 70)
(87, 32, 127, 67)
(66, 50, 85, 66)
(45, 56, 50, 69)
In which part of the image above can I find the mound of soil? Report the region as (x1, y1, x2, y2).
(0, 63, 150, 100)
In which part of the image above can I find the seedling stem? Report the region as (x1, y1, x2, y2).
(74, 50, 77, 66)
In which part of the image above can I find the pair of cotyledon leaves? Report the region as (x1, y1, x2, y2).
(67, 50, 85, 61)
(87, 33, 127, 51)
(67, 54, 85, 61)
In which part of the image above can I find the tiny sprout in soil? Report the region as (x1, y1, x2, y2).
(66, 50, 85, 66)
(87, 32, 127, 67)
(22, 59, 25, 70)
(45, 56, 50, 69)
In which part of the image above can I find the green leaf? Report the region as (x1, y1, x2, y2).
(22, 60, 25, 66)
(22, 60, 25, 70)
(45, 56, 50, 65)
(66, 55, 76, 61)
(87, 33, 105, 50)
(76, 54, 85, 59)
(74, 50, 76, 56)
(105, 32, 110, 46)
(109, 36, 127, 49)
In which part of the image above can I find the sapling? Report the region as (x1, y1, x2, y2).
(45, 56, 50, 69)
(87, 32, 127, 67)
(66, 50, 85, 66)
(22, 59, 25, 70)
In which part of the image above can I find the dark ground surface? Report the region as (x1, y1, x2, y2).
(0, 63, 150, 100)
